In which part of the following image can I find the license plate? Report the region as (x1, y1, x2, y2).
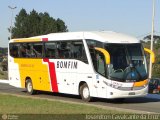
(129, 92, 135, 95)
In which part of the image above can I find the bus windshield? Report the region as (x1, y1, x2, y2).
(105, 43, 148, 82)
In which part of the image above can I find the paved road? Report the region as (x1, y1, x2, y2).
(0, 83, 160, 114)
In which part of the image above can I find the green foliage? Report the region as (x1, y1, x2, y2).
(0, 71, 8, 79)
(153, 64, 160, 77)
(143, 40, 160, 78)
(144, 35, 160, 40)
(56, 18, 68, 32)
(12, 9, 28, 38)
(153, 40, 160, 77)
(0, 48, 8, 56)
(11, 8, 68, 38)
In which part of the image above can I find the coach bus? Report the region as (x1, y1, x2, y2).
(8, 31, 155, 101)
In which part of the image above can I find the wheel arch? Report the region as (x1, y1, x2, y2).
(25, 76, 31, 88)
(78, 81, 86, 94)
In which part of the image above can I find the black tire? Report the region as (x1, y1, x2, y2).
(26, 79, 36, 95)
(80, 83, 91, 102)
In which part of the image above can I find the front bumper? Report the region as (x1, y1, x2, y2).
(106, 86, 148, 99)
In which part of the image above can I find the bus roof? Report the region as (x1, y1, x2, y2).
(11, 31, 140, 43)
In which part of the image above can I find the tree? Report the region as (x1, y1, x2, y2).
(11, 8, 28, 38)
(39, 12, 58, 34)
(28, 9, 41, 36)
(10, 8, 68, 38)
(144, 35, 160, 40)
(143, 37, 160, 78)
(143, 35, 160, 43)
(56, 18, 68, 32)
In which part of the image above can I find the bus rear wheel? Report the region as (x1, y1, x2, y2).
(26, 79, 36, 95)
(80, 83, 91, 102)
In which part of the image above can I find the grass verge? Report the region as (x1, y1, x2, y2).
(0, 71, 8, 79)
(0, 93, 126, 114)
(0, 93, 132, 120)
(1, 93, 159, 120)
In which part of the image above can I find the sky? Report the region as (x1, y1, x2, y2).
(0, 0, 160, 47)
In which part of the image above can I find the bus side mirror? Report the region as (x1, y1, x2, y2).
(144, 48, 155, 63)
(94, 47, 110, 64)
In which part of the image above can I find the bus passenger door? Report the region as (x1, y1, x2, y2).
(93, 74, 107, 98)
(92, 51, 108, 98)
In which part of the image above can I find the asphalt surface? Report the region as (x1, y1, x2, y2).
(0, 83, 160, 114)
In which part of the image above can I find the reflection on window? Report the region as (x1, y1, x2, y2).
(9, 40, 88, 63)
(105, 43, 148, 82)
(45, 42, 57, 58)
(33, 43, 43, 57)
(19, 43, 43, 58)
(56, 41, 88, 63)
(96, 52, 105, 76)
(86, 40, 105, 76)
(9, 44, 19, 58)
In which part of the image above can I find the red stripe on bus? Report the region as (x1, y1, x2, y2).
(42, 38, 48, 41)
(43, 59, 58, 92)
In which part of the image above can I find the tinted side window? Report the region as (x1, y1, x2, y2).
(19, 43, 43, 58)
(44, 40, 88, 63)
(95, 51, 105, 76)
(19, 43, 33, 58)
(86, 40, 103, 48)
(56, 40, 88, 63)
(45, 42, 57, 58)
(57, 41, 71, 59)
(32, 43, 43, 58)
(9, 43, 20, 58)
(71, 41, 87, 63)
(86, 40, 106, 76)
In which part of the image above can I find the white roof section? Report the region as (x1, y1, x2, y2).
(83, 31, 140, 43)
(47, 31, 140, 43)
(11, 31, 140, 43)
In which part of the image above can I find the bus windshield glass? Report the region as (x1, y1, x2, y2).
(105, 43, 148, 82)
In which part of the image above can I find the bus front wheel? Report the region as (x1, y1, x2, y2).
(80, 83, 91, 102)
(26, 79, 36, 95)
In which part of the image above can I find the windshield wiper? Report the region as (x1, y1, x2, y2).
(109, 76, 125, 82)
